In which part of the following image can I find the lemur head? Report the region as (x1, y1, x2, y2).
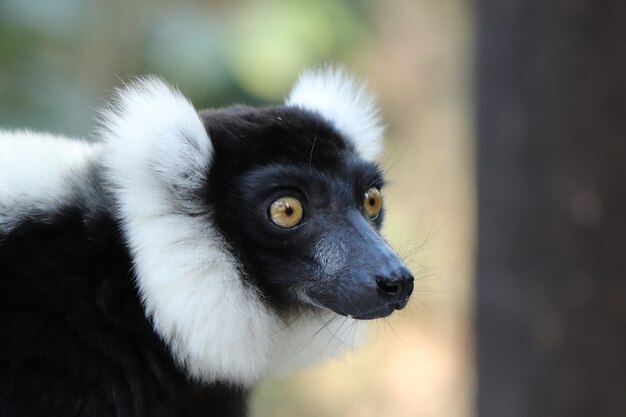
(101, 67, 413, 385)
(203, 103, 413, 319)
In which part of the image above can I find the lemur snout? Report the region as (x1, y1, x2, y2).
(304, 210, 415, 320)
(376, 268, 414, 310)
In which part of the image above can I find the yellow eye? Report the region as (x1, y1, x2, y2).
(363, 188, 382, 219)
(269, 197, 304, 228)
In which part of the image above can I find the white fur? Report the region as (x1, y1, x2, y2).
(286, 66, 384, 161)
(0, 130, 101, 232)
(100, 76, 364, 386)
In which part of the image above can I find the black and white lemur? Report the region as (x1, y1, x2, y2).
(0, 67, 413, 417)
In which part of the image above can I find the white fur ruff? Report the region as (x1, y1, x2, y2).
(99, 77, 366, 386)
(286, 66, 384, 161)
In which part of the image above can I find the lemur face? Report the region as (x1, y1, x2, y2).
(203, 106, 413, 319)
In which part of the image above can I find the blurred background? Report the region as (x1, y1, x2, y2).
(0, 1, 474, 416)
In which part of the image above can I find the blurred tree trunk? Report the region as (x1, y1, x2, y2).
(475, 1, 626, 417)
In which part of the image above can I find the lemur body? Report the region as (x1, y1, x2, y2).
(0, 68, 413, 417)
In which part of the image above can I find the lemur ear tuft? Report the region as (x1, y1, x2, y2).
(99, 76, 212, 214)
(286, 66, 384, 161)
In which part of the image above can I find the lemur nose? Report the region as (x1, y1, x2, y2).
(375, 268, 414, 309)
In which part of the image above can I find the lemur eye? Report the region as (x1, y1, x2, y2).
(363, 188, 382, 219)
(269, 197, 303, 229)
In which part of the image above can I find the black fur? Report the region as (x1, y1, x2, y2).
(202, 106, 387, 311)
(0, 195, 247, 416)
(0, 188, 245, 417)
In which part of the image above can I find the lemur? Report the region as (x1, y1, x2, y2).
(0, 67, 413, 417)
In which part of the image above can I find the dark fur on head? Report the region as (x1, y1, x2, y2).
(203, 106, 412, 317)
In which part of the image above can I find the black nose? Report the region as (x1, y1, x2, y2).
(375, 269, 414, 309)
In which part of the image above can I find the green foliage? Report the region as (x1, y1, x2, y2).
(0, 0, 373, 136)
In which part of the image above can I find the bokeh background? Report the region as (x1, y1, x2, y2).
(0, 1, 474, 416)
